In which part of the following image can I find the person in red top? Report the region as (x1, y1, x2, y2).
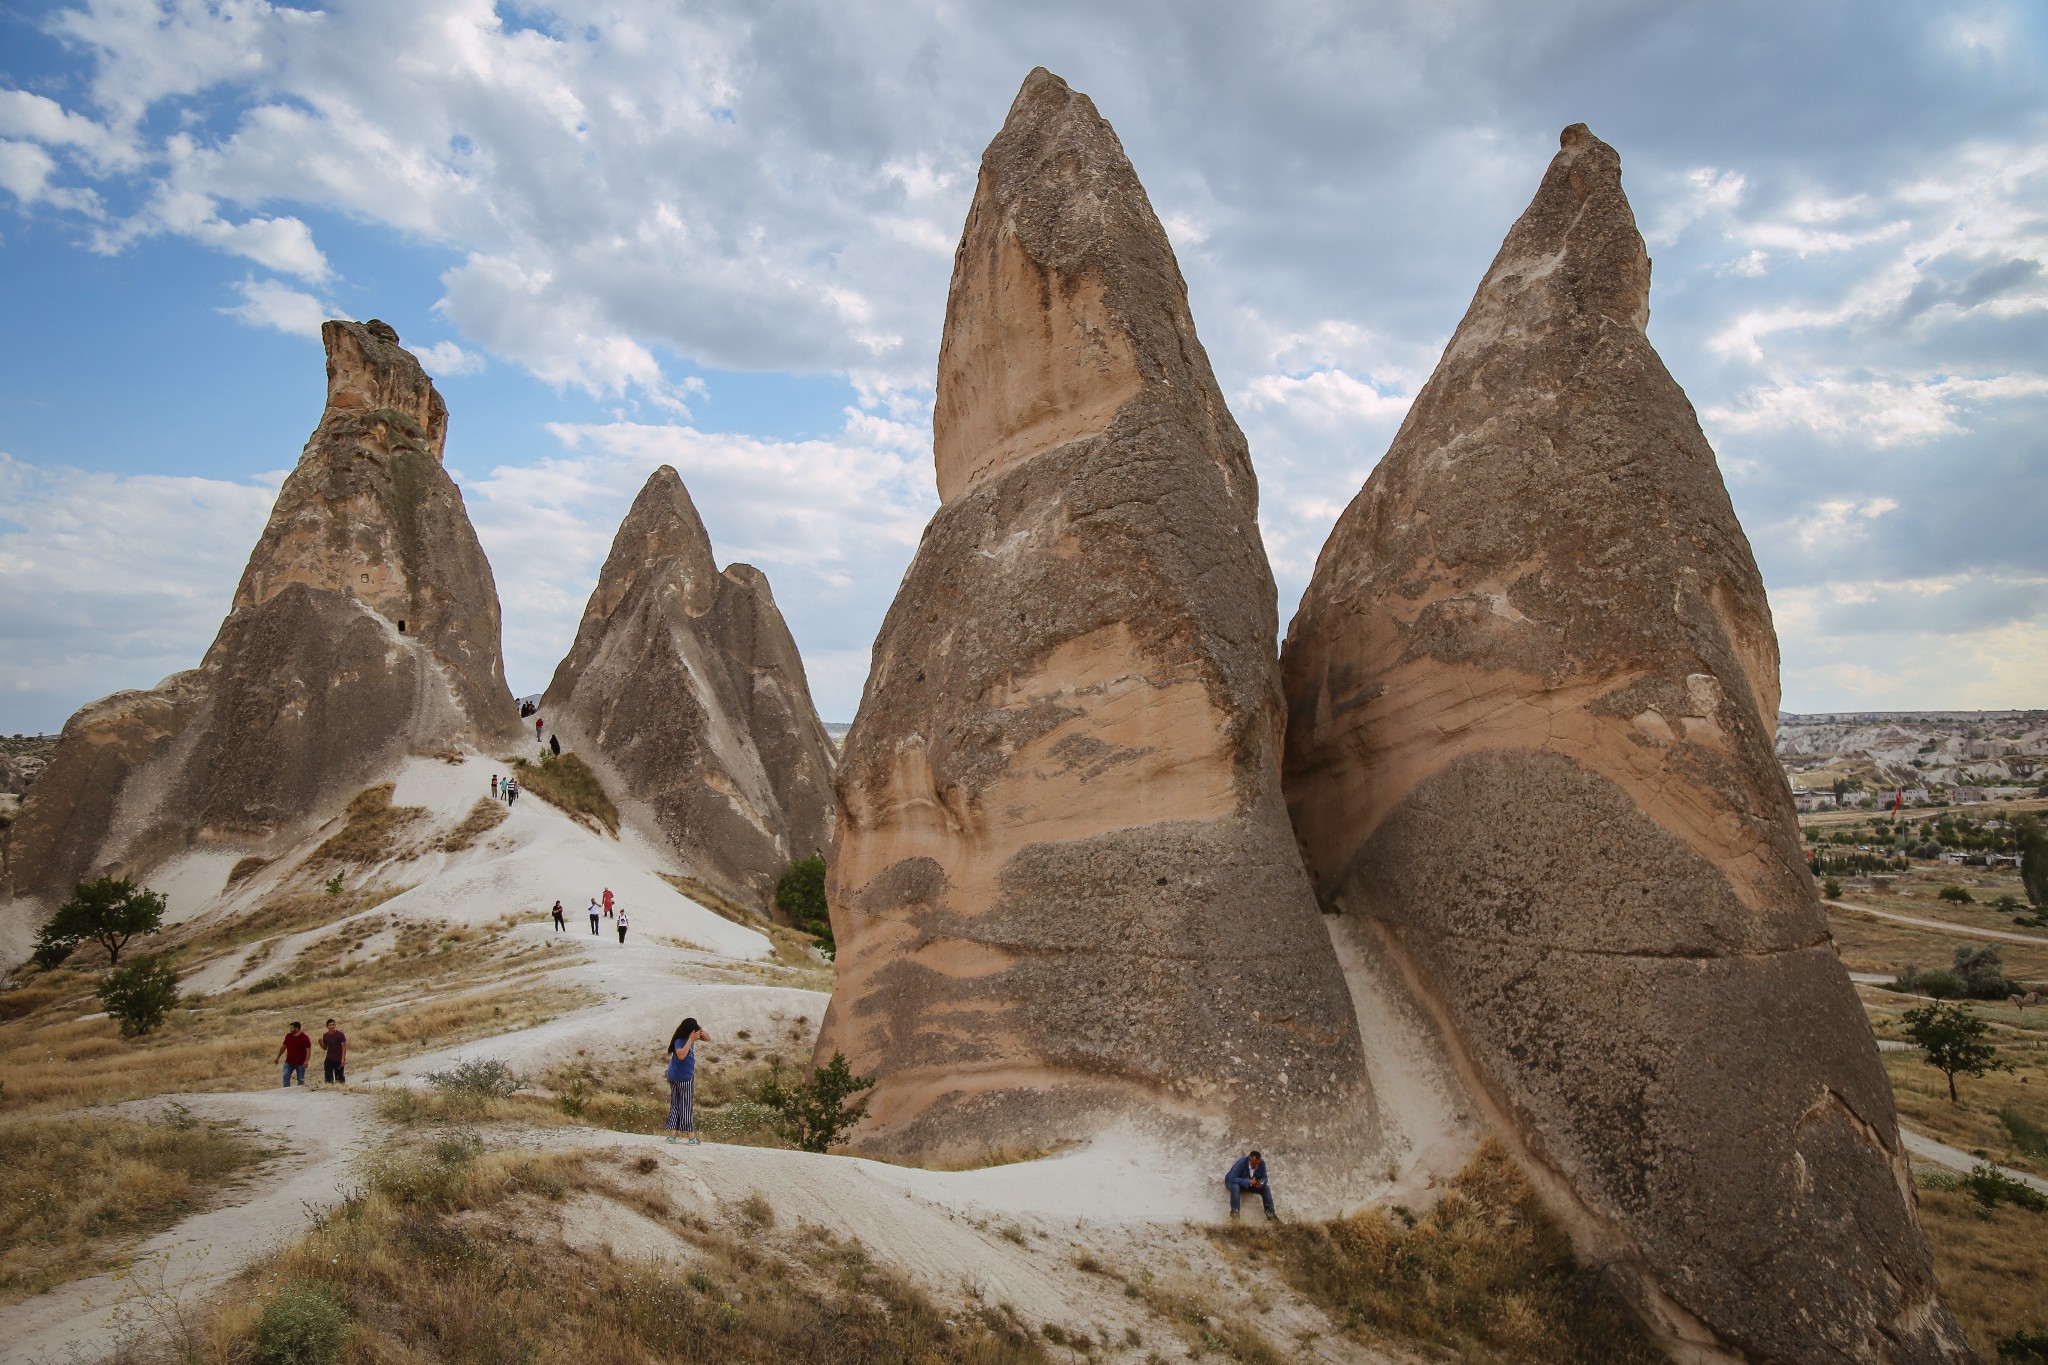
(319, 1018, 348, 1085)
(602, 887, 613, 916)
(275, 1022, 313, 1087)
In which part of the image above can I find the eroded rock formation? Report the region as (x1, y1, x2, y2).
(817, 68, 1371, 1170)
(540, 466, 835, 911)
(1281, 126, 1967, 1363)
(3, 320, 519, 912)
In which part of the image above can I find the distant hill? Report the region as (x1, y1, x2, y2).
(1776, 710, 2048, 803)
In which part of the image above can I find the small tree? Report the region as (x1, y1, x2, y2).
(2017, 816, 2048, 909)
(1822, 877, 1843, 899)
(1901, 1001, 2012, 1103)
(1938, 885, 1974, 904)
(775, 855, 832, 951)
(37, 876, 166, 966)
(1953, 945, 2011, 1000)
(755, 1052, 875, 1153)
(98, 954, 182, 1037)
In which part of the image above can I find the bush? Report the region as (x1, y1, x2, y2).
(1890, 965, 1964, 1000)
(755, 1052, 875, 1153)
(1822, 877, 1843, 898)
(511, 753, 618, 834)
(2000, 1327, 2048, 1362)
(97, 954, 182, 1037)
(423, 1056, 521, 1098)
(1940, 885, 1976, 904)
(2001, 1108, 2048, 1163)
(1953, 944, 2012, 1000)
(253, 1281, 347, 1365)
(1960, 1162, 2048, 1213)
(775, 855, 831, 951)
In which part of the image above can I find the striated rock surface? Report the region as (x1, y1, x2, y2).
(540, 466, 835, 911)
(817, 69, 1372, 1173)
(1281, 127, 1966, 1362)
(3, 320, 519, 914)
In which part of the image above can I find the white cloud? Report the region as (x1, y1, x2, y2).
(1704, 372, 2048, 444)
(220, 278, 339, 337)
(413, 340, 486, 377)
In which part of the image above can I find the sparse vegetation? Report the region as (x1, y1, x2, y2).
(424, 1055, 523, 1100)
(314, 783, 426, 866)
(1942, 885, 1978, 904)
(97, 953, 183, 1036)
(0, 1105, 268, 1303)
(775, 854, 832, 952)
(187, 1144, 1046, 1364)
(33, 875, 167, 967)
(1227, 1140, 1659, 1364)
(755, 1051, 875, 1153)
(1960, 1162, 2048, 1213)
(1902, 1001, 2012, 1103)
(438, 797, 508, 851)
(512, 751, 619, 834)
(253, 1281, 348, 1365)
(1918, 1173, 2048, 1357)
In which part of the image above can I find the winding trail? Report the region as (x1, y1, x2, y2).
(1826, 899, 2048, 948)
(2, 1089, 377, 1365)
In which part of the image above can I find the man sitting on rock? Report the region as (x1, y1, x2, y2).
(1225, 1150, 1275, 1220)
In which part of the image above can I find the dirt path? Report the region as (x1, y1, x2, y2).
(2, 1089, 378, 1365)
(1826, 899, 2048, 947)
(1900, 1125, 2048, 1196)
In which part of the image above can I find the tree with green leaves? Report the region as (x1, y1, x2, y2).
(775, 855, 831, 952)
(754, 1051, 875, 1153)
(2015, 815, 2048, 909)
(1901, 1001, 2012, 1103)
(34, 876, 167, 967)
(97, 954, 182, 1037)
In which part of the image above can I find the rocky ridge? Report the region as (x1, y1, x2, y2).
(1, 320, 520, 919)
(1280, 126, 1967, 1362)
(540, 465, 836, 912)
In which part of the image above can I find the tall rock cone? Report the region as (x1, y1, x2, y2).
(540, 466, 835, 910)
(3, 320, 519, 921)
(817, 69, 1374, 1178)
(1280, 127, 1967, 1362)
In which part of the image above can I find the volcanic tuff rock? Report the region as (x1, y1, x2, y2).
(540, 466, 835, 911)
(1280, 127, 1966, 1362)
(3, 320, 519, 913)
(816, 69, 1371, 1171)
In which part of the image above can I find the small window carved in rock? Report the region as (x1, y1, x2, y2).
(397, 620, 406, 633)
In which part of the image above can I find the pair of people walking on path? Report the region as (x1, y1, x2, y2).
(667, 1017, 707, 1143)
(274, 1019, 346, 1087)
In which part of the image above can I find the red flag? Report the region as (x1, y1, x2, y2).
(1891, 788, 1904, 813)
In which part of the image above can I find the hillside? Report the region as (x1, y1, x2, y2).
(1779, 710, 2048, 807)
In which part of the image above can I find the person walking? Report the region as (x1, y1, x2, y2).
(616, 908, 629, 944)
(319, 1018, 348, 1085)
(551, 900, 566, 932)
(602, 887, 614, 917)
(1224, 1151, 1276, 1220)
(490, 774, 499, 799)
(666, 1017, 706, 1144)
(589, 900, 602, 934)
(275, 1022, 312, 1087)
(549, 733, 561, 757)
(535, 716, 545, 740)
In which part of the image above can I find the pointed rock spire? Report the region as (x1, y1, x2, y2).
(540, 466, 835, 911)
(3, 319, 518, 917)
(1281, 128, 1967, 1361)
(817, 70, 1374, 1180)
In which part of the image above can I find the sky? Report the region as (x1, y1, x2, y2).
(0, 0, 2044, 733)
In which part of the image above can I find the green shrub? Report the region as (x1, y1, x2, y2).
(1999, 1327, 2048, 1362)
(254, 1281, 347, 1365)
(1960, 1162, 2048, 1213)
(1939, 885, 1975, 904)
(97, 954, 182, 1037)
(755, 1052, 874, 1153)
(1891, 965, 1964, 1000)
(775, 855, 831, 952)
(1822, 877, 1843, 898)
(2000, 1108, 2048, 1163)
(423, 1056, 521, 1098)
(1953, 944, 2012, 1000)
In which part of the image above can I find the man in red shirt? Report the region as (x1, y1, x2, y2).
(319, 1018, 348, 1085)
(275, 1021, 313, 1087)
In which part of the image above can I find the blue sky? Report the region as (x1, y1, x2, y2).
(1, 0, 2045, 733)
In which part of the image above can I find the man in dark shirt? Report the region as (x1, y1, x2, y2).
(1224, 1151, 1275, 1220)
(275, 1022, 313, 1087)
(319, 1018, 348, 1085)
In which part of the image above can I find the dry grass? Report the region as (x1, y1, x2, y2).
(0, 1105, 271, 1303)
(314, 784, 426, 866)
(1917, 1177, 2048, 1357)
(436, 798, 508, 852)
(1828, 903, 2048, 982)
(148, 1143, 1048, 1364)
(513, 752, 619, 834)
(1227, 1140, 1659, 1365)
(1882, 1050, 2048, 1175)
(0, 924, 591, 1117)
(654, 871, 824, 971)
